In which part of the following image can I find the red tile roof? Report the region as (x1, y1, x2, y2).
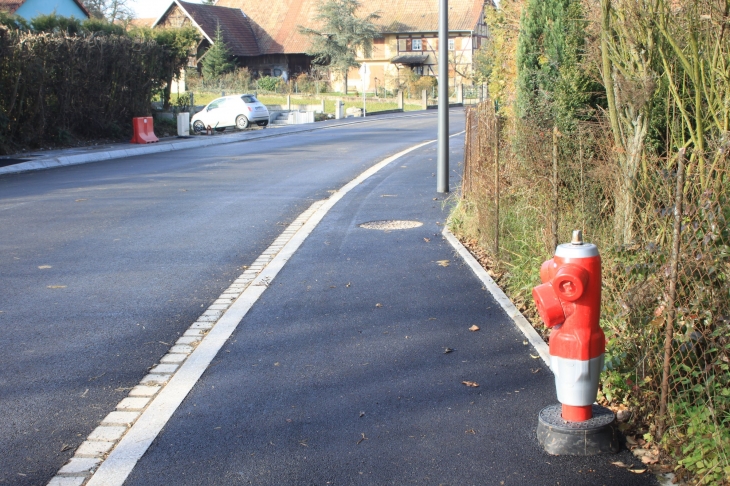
(156, 1, 260, 57)
(216, 0, 488, 54)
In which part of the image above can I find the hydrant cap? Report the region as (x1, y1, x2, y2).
(555, 242, 599, 259)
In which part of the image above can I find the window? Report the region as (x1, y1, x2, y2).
(412, 39, 422, 51)
(241, 95, 257, 103)
(448, 39, 455, 51)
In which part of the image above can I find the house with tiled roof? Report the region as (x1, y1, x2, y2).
(0, 0, 89, 20)
(215, 0, 491, 90)
(154, 0, 311, 79)
(156, 0, 491, 91)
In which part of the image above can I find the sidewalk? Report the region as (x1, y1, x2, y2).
(68, 135, 657, 484)
(0, 112, 422, 177)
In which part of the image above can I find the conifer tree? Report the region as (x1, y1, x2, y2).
(202, 24, 234, 81)
(515, 0, 595, 129)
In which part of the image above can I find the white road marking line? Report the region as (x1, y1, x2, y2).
(50, 138, 436, 486)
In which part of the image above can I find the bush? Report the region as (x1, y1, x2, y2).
(256, 75, 281, 92)
(0, 31, 176, 153)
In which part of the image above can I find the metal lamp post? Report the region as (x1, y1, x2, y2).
(437, 0, 449, 193)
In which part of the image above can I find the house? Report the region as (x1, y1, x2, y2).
(0, 0, 90, 20)
(153, 0, 310, 80)
(215, 0, 491, 91)
(154, 0, 490, 91)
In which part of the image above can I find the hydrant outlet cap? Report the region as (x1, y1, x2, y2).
(555, 242, 599, 259)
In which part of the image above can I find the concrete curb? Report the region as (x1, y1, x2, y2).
(0, 111, 436, 176)
(442, 227, 551, 369)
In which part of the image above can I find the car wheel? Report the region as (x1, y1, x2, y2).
(236, 115, 250, 130)
(215, 127, 226, 132)
(192, 120, 205, 134)
(256, 121, 268, 127)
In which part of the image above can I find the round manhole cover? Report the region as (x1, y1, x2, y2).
(359, 220, 423, 230)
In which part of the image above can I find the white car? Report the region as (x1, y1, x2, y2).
(191, 94, 269, 133)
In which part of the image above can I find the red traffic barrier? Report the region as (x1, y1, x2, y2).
(130, 117, 159, 144)
(532, 230, 604, 422)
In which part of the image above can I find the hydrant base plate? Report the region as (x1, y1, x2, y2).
(537, 404, 619, 455)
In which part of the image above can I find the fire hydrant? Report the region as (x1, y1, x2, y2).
(533, 230, 618, 455)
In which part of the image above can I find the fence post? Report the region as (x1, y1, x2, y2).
(551, 126, 559, 251)
(494, 111, 500, 260)
(422, 89, 428, 110)
(658, 148, 686, 436)
(397, 90, 404, 110)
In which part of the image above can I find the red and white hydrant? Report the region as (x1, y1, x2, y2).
(532, 230, 604, 422)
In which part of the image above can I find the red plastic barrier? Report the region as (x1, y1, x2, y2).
(130, 117, 159, 144)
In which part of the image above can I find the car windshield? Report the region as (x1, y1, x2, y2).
(241, 95, 257, 103)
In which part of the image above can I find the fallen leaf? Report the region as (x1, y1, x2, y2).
(462, 381, 479, 387)
(60, 444, 72, 452)
(610, 461, 631, 468)
(465, 429, 476, 434)
(469, 325, 480, 332)
(444, 347, 454, 354)
(346, 282, 351, 288)
(357, 433, 368, 445)
(433, 198, 438, 201)
(436, 260, 450, 267)
(359, 411, 365, 417)
(38, 265, 52, 269)
(530, 354, 540, 359)
(47, 285, 66, 289)
(522, 340, 528, 345)
(375, 303, 383, 308)
(628, 468, 647, 474)
(626, 435, 638, 446)
(531, 368, 541, 373)
(424, 237, 430, 242)
(75, 198, 87, 202)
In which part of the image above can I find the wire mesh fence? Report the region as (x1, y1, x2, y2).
(457, 100, 730, 482)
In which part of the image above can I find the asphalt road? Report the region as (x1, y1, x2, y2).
(0, 111, 461, 485)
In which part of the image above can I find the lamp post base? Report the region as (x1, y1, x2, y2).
(537, 404, 619, 455)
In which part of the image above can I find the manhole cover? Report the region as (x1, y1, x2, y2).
(359, 220, 423, 230)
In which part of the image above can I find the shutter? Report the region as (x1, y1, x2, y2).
(398, 39, 407, 52)
(406, 39, 412, 51)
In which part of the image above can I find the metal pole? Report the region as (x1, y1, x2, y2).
(437, 0, 449, 193)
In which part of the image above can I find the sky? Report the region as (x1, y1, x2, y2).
(129, 0, 205, 20)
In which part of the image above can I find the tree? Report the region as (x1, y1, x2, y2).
(299, 0, 379, 93)
(598, 0, 658, 245)
(515, 0, 595, 129)
(201, 24, 234, 81)
(81, 0, 133, 24)
(132, 25, 201, 108)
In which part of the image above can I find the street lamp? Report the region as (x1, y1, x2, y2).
(437, 0, 449, 193)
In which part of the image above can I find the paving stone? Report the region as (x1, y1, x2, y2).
(160, 353, 187, 364)
(150, 363, 179, 374)
(175, 336, 199, 345)
(207, 304, 229, 310)
(140, 373, 169, 385)
(48, 477, 85, 486)
(116, 396, 152, 410)
(75, 440, 115, 457)
(88, 426, 127, 442)
(129, 385, 161, 396)
(190, 322, 213, 330)
(196, 315, 218, 322)
(101, 411, 140, 426)
(184, 329, 206, 336)
(170, 344, 194, 353)
(58, 457, 101, 474)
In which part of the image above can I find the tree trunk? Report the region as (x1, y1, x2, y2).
(613, 109, 648, 246)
